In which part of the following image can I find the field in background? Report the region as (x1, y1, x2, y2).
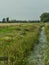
(0, 23, 41, 65)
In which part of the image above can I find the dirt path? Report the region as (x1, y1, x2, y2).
(26, 27, 47, 65)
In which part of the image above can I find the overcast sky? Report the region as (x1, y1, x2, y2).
(0, 0, 49, 20)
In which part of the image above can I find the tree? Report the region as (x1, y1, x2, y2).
(6, 17, 9, 22)
(40, 12, 49, 22)
(2, 18, 6, 23)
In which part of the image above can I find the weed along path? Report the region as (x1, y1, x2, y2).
(26, 27, 47, 65)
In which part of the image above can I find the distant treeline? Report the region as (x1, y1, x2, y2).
(0, 17, 40, 23)
(1, 12, 49, 23)
(7, 20, 40, 23)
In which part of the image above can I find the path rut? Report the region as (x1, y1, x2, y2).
(27, 27, 47, 65)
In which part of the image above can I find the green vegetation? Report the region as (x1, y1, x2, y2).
(45, 23, 49, 65)
(0, 23, 41, 65)
(40, 12, 49, 22)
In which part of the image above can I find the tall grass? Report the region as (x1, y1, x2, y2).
(45, 23, 49, 65)
(0, 23, 41, 65)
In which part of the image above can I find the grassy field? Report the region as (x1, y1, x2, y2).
(0, 23, 41, 65)
(45, 23, 49, 65)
